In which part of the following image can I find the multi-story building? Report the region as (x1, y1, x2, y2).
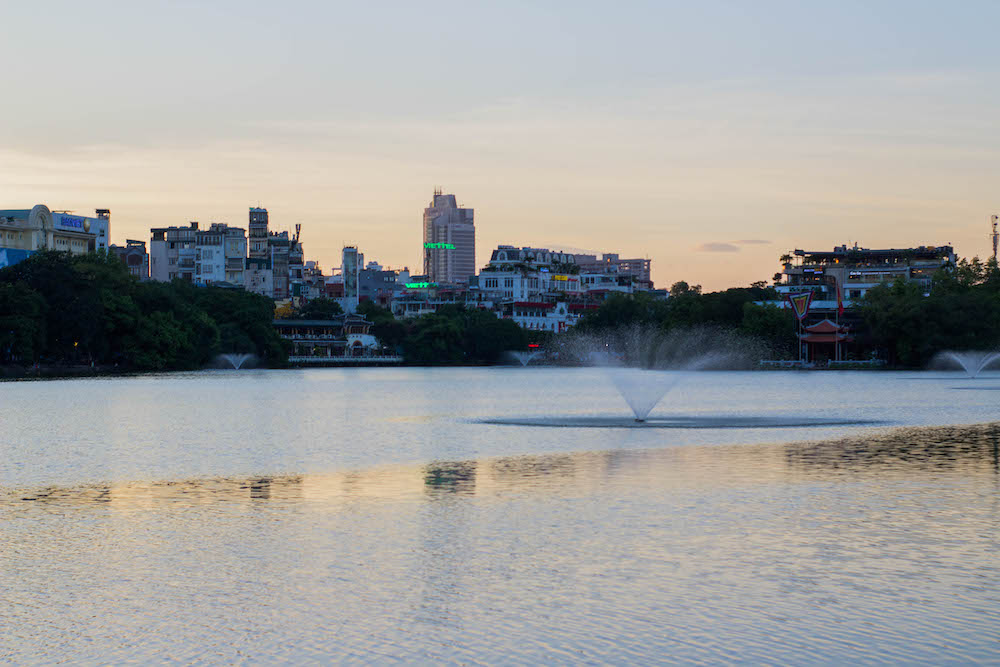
(341, 246, 360, 311)
(223, 226, 247, 284)
(110, 240, 149, 280)
(152, 221, 247, 285)
(269, 231, 291, 300)
(478, 244, 647, 303)
(573, 252, 651, 286)
(245, 257, 273, 296)
(248, 207, 268, 260)
(150, 222, 198, 282)
(194, 223, 226, 285)
(775, 244, 957, 307)
(423, 189, 475, 285)
(0, 205, 106, 268)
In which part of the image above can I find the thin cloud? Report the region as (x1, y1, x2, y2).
(697, 242, 740, 253)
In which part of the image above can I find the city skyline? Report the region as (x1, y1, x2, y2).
(3, 1, 1000, 290)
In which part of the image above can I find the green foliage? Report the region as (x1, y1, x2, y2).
(295, 297, 343, 320)
(859, 262, 1000, 367)
(0, 251, 286, 370)
(399, 305, 528, 365)
(577, 283, 779, 333)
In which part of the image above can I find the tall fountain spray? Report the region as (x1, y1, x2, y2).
(566, 324, 759, 422)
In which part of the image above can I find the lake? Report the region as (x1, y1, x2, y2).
(2, 368, 999, 663)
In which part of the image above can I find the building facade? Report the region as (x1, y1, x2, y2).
(423, 190, 475, 285)
(775, 244, 957, 308)
(249, 207, 268, 260)
(0, 205, 107, 268)
(110, 240, 150, 280)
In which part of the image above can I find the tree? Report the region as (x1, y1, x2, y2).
(296, 297, 343, 319)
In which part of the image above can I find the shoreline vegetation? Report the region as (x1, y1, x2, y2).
(3, 251, 1000, 378)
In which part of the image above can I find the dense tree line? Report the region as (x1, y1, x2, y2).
(859, 257, 1000, 367)
(355, 301, 529, 365)
(0, 251, 287, 370)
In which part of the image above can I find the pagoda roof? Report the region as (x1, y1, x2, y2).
(803, 318, 848, 334)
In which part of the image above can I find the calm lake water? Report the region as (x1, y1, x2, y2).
(2, 368, 1000, 663)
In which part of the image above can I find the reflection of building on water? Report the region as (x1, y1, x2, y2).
(784, 422, 1000, 474)
(248, 478, 272, 500)
(423, 462, 477, 497)
(10, 423, 1000, 510)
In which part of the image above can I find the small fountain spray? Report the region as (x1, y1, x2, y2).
(509, 350, 542, 366)
(219, 353, 255, 370)
(938, 350, 1000, 379)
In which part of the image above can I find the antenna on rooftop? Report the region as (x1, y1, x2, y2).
(992, 214, 998, 261)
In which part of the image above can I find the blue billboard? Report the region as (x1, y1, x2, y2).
(0, 248, 34, 270)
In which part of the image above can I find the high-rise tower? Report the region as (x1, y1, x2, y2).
(422, 189, 475, 284)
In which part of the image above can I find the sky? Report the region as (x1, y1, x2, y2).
(2, 0, 999, 290)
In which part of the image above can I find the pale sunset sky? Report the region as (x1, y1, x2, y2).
(2, 0, 999, 290)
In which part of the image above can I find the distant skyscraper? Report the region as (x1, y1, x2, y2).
(342, 246, 360, 312)
(422, 189, 475, 284)
(248, 207, 268, 260)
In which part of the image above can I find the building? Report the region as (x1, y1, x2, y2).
(0, 205, 106, 268)
(245, 257, 273, 296)
(274, 314, 400, 363)
(775, 244, 957, 308)
(573, 252, 651, 286)
(342, 246, 360, 311)
(269, 231, 291, 300)
(110, 240, 149, 280)
(223, 226, 248, 284)
(150, 222, 198, 282)
(248, 207, 269, 260)
(423, 189, 475, 285)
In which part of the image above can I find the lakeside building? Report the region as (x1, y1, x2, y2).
(774, 244, 957, 310)
(0, 205, 109, 268)
(423, 189, 475, 285)
(273, 314, 400, 363)
(765, 243, 956, 364)
(110, 240, 149, 280)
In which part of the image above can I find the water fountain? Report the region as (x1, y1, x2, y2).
(481, 325, 878, 429)
(509, 350, 543, 366)
(937, 350, 1000, 378)
(579, 324, 752, 422)
(219, 353, 255, 370)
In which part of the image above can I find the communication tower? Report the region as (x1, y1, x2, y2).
(993, 215, 999, 261)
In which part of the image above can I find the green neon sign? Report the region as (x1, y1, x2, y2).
(424, 243, 455, 250)
(405, 282, 437, 289)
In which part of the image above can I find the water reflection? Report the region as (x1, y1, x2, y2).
(6, 422, 1000, 510)
(785, 422, 1000, 474)
(3, 423, 1000, 664)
